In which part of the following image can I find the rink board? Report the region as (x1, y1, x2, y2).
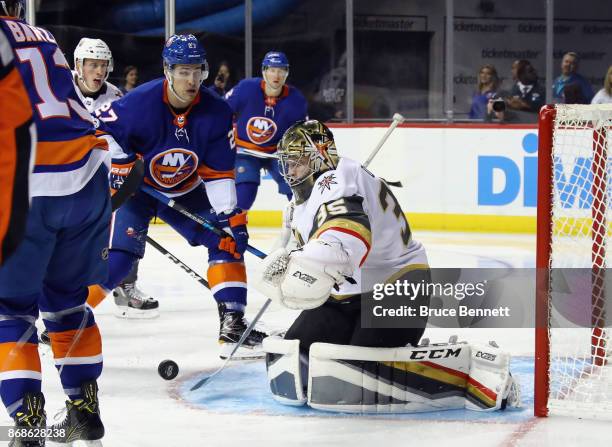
(249, 124, 542, 233)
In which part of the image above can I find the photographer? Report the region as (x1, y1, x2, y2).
(487, 62, 544, 124)
(485, 93, 507, 122)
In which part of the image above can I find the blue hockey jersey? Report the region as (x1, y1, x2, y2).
(225, 78, 307, 155)
(0, 17, 108, 197)
(96, 78, 236, 198)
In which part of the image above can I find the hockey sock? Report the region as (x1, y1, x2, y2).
(222, 301, 245, 313)
(105, 250, 138, 289)
(86, 250, 137, 308)
(236, 182, 258, 210)
(207, 262, 247, 308)
(85, 285, 108, 308)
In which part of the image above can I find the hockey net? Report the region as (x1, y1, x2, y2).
(535, 104, 612, 419)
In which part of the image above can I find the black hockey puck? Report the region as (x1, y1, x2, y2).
(158, 359, 179, 380)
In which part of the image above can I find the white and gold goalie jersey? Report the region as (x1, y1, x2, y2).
(290, 157, 429, 300)
(72, 71, 123, 113)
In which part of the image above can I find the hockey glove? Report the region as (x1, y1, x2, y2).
(110, 159, 135, 194)
(195, 228, 237, 258)
(217, 209, 249, 257)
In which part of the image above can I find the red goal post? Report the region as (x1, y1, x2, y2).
(535, 104, 612, 420)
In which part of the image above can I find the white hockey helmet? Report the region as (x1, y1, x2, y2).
(74, 37, 114, 83)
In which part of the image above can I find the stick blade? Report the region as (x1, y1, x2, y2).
(190, 377, 210, 391)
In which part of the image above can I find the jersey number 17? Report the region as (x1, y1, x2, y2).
(16, 46, 93, 123)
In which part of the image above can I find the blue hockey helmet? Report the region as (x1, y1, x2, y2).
(261, 51, 289, 70)
(163, 34, 209, 103)
(0, 0, 25, 19)
(162, 34, 208, 77)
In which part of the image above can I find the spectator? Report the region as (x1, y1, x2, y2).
(510, 59, 530, 83)
(504, 62, 545, 122)
(592, 65, 612, 104)
(552, 52, 593, 103)
(209, 61, 232, 96)
(313, 51, 347, 121)
(469, 64, 500, 120)
(120, 65, 138, 94)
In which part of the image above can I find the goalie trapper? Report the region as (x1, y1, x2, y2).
(263, 336, 521, 413)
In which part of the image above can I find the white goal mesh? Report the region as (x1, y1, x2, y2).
(544, 104, 612, 419)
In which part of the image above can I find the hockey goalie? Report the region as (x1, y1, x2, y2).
(256, 120, 521, 413)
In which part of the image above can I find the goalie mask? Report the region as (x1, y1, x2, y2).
(277, 120, 339, 204)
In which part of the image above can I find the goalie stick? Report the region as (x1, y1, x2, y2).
(190, 298, 272, 391)
(110, 158, 144, 211)
(274, 113, 405, 249)
(363, 112, 405, 168)
(141, 185, 273, 390)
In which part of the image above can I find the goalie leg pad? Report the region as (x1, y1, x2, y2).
(466, 343, 521, 411)
(263, 336, 307, 406)
(307, 341, 472, 413)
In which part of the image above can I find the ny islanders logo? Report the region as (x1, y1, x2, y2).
(246, 116, 277, 145)
(149, 149, 199, 188)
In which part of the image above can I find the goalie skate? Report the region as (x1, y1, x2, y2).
(218, 303, 267, 360)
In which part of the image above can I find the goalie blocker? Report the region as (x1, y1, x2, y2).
(263, 336, 520, 413)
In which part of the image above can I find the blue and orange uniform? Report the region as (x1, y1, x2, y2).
(87, 76, 249, 314)
(0, 14, 110, 416)
(0, 25, 34, 266)
(226, 73, 308, 209)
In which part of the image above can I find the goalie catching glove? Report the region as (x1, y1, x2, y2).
(255, 239, 353, 310)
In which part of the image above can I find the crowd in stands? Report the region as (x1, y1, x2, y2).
(469, 51, 612, 123)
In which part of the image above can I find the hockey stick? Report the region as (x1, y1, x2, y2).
(141, 185, 273, 390)
(239, 147, 278, 159)
(273, 113, 405, 250)
(189, 297, 272, 391)
(365, 113, 405, 188)
(194, 115, 405, 387)
(363, 113, 405, 168)
(111, 158, 144, 211)
(146, 235, 210, 288)
(141, 185, 267, 259)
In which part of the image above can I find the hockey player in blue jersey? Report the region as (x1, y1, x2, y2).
(225, 51, 308, 210)
(87, 34, 267, 359)
(0, 1, 110, 444)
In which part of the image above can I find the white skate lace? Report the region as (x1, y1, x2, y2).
(124, 283, 154, 304)
(221, 313, 266, 339)
(53, 405, 67, 423)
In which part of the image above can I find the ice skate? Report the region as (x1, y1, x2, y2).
(218, 303, 268, 360)
(9, 392, 46, 447)
(47, 380, 104, 446)
(112, 282, 159, 319)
